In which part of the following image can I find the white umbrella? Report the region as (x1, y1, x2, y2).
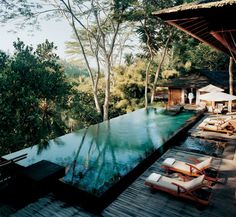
(199, 92, 236, 101)
(199, 84, 224, 93)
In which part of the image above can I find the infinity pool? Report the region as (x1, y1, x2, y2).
(4, 108, 195, 197)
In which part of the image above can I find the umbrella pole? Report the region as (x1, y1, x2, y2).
(211, 101, 215, 113)
(228, 100, 232, 113)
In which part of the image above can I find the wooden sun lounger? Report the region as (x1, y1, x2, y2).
(145, 174, 211, 206)
(198, 118, 236, 135)
(0, 153, 27, 183)
(161, 157, 218, 182)
(200, 124, 234, 135)
(228, 120, 236, 129)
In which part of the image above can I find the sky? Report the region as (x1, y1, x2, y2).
(0, 18, 73, 60)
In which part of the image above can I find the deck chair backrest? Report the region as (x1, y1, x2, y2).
(196, 157, 212, 170)
(183, 175, 205, 190)
(229, 120, 236, 129)
(219, 121, 230, 129)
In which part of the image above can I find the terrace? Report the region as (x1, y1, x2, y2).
(1, 0, 236, 216)
(1, 107, 236, 216)
(1, 112, 236, 217)
(0, 108, 200, 213)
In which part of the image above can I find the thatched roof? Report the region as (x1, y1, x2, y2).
(154, 0, 236, 15)
(158, 70, 236, 89)
(154, 0, 236, 60)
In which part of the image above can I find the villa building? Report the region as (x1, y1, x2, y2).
(158, 70, 236, 106)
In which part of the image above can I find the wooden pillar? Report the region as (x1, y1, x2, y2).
(228, 57, 234, 112)
(229, 57, 234, 95)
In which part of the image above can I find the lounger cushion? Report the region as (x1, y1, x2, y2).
(145, 173, 180, 192)
(145, 173, 205, 192)
(195, 157, 212, 170)
(162, 157, 212, 174)
(146, 173, 161, 182)
(162, 158, 175, 166)
(163, 159, 195, 173)
(171, 161, 192, 172)
(183, 175, 205, 190)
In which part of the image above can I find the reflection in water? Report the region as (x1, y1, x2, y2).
(4, 108, 194, 196)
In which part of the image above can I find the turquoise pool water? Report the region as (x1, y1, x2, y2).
(4, 108, 194, 197)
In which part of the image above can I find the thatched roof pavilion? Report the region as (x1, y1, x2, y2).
(158, 70, 236, 89)
(153, 0, 236, 61)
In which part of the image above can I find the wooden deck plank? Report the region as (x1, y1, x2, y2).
(103, 148, 235, 217)
(5, 148, 236, 217)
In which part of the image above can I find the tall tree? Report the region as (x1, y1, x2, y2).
(1, 0, 134, 120)
(0, 39, 71, 154)
(41, 0, 134, 120)
(124, 0, 191, 107)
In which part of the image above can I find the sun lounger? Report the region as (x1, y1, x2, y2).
(199, 116, 232, 126)
(145, 173, 210, 205)
(199, 122, 233, 135)
(198, 117, 235, 135)
(161, 157, 218, 182)
(228, 120, 236, 129)
(0, 153, 27, 184)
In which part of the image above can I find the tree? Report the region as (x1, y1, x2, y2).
(1, 0, 135, 121)
(0, 39, 71, 154)
(35, 0, 134, 120)
(124, 0, 192, 107)
(171, 36, 228, 71)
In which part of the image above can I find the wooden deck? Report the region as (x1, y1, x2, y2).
(3, 147, 235, 217)
(102, 148, 236, 217)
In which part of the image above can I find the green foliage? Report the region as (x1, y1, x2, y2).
(61, 60, 88, 78)
(0, 39, 71, 155)
(111, 59, 148, 112)
(123, 0, 194, 57)
(65, 90, 103, 129)
(124, 53, 134, 66)
(162, 69, 179, 79)
(171, 36, 228, 71)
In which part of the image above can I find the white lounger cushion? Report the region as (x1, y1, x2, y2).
(146, 173, 161, 182)
(145, 173, 205, 192)
(195, 157, 212, 170)
(162, 157, 212, 173)
(162, 158, 175, 166)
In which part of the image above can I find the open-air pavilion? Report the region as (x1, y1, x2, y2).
(153, 0, 236, 62)
(154, 0, 236, 111)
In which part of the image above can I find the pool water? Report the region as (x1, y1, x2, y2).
(178, 136, 225, 157)
(4, 108, 194, 197)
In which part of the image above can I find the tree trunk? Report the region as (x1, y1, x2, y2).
(143, 18, 153, 109)
(69, 12, 102, 115)
(103, 59, 111, 121)
(145, 58, 153, 108)
(150, 33, 172, 104)
(228, 56, 234, 112)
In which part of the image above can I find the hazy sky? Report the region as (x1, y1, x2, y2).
(0, 18, 72, 59)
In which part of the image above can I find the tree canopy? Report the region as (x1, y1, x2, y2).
(0, 39, 71, 154)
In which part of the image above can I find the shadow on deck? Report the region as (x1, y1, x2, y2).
(103, 148, 236, 217)
(1, 148, 235, 217)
